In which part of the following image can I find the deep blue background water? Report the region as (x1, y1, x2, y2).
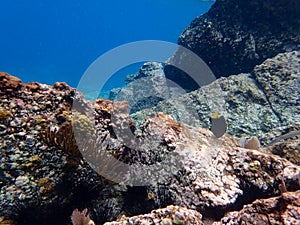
(0, 0, 213, 91)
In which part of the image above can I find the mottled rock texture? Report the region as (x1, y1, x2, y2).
(0, 76, 105, 225)
(132, 72, 279, 140)
(103, 205, 203, 225)
(0, 72, 299, 225)
(213, 190, 300, 225)
(165, 0, 300, 90)
(103, 191, 300, 225)
(132, 51, 299, 146)
(0, 72, 22, 95)
(262, 123, 300, 166)
(109, 62, 184, 114)
(1, 1, 300, 224)
(253, 51, 300, 125)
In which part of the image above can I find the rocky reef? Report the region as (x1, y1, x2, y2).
(0, 71, 299, 224)
(165, 0, 300, 91)
(0, 68, 299, 225)
(131, 50, 300, 146)
(0, 0, 300, 224)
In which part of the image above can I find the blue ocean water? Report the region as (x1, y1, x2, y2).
(0, 0, 213, 93)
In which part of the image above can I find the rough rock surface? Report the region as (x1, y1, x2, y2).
(0, 72, 22, 95)
(132, 73, 278, 140)
(103, 191, 300, 225)
(213, 190, 300, 225)
(1, 2, 300, 224)
(166, 0, 300, 90)
(131, 51, 300, 146)
(253, 51, 300, 125)
(103, 205, 203, 225)
(0, 75, 106, 225)
(124, 62, 164, 85)
(262, 123, 300, 166)
(0, 73, 300, 225)
(140, 120, 300, 217)
(0, 75, 134, 225)
(109, 62, 184, 114)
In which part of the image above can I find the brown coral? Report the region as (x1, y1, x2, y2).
(0, 109, 12, 121)
(41, 121, 81, 158)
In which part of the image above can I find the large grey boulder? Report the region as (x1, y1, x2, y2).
(253, 51, 300, 125)
(132, 51, 299, 145)
(109, 62, 185, 114)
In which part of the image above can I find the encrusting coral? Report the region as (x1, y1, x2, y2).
(40, 109, 94, 158)
(40, 121, 81, 158)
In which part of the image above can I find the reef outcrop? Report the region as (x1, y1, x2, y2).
(131, 51, 300, 147)
(165, 0, 300, 90)
(1, 0, 300, 224)
(0, 72, 299, 225)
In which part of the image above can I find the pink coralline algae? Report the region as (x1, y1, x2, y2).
(71, 209, 95, 225)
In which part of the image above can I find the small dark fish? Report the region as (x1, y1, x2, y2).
(210, 112, 227, 138)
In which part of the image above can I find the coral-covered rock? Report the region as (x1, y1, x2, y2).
(137, 117, 300, 217)
(0, 72, 22, 95)
(104, 191, 300, 225)
(0, 74, 100, 225)
(213, 191, 300, 225)
(1, 2, 300, 225)
(0, 73, 299, 225)
(104, 205, 203, 225)
(25, 82, 42, 92)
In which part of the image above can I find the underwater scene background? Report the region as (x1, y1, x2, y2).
(0, 0, 299, 225)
